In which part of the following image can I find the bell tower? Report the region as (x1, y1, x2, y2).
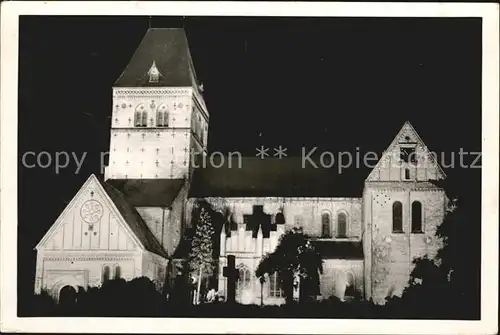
(362, 121, 448, 304)
(104, 28, 209, 181)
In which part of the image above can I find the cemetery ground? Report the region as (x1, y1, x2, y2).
(22, 276, 469, 319)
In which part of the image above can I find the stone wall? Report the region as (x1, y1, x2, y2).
(166, 182, 190, 256)
(142, 251, 170, 291)
(187, 197, 362, 240)
(365, 183, 446, 304)
(35, 250, 141, 297)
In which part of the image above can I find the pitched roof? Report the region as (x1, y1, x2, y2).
(310, 240, 364, 260)
(106, 179, 185, 207)
(99, 179, 169, 258)
(114, 28, 198, 88)
(366, 121, 446, 182)
(189, 157, 364, 198)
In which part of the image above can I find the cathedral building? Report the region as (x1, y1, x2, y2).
(34, 28, 449, 305)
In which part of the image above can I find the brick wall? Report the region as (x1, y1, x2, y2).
(37, 250, 141, 297)
(365, 183, 446, 304)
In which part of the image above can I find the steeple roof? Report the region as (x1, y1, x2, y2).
(114, 28, 199, 88)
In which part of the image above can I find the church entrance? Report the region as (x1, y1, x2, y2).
(59, 285, 77, 305)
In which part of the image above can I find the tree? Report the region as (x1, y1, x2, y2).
(256, 227, 323, 305)
(395, 195, 481, 318)
(188, 204, 216, 304)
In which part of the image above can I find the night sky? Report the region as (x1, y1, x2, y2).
(18, 16, 482, 310)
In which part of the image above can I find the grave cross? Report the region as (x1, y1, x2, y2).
(222, 255, 239, 303)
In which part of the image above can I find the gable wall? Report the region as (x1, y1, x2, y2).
(40, 179, 139, 252)
(367, 123, 444, 183)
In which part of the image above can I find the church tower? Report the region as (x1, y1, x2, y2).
(104, 28, 209, 180)
(362, 121, 448, 304)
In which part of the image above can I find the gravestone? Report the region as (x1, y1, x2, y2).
(222, 254, 239, 303)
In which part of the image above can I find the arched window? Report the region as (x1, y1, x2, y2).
(269, 272, 283, 298)
(135, 105, 147, 127)
(114, 265, 121, 279)
(337, 213, 347, 238)
(134, 111, 142, 127)
(102, 266, 110, 283)
(321, 212, 331, 238)
(392, 201, 403, 233)
(411, 201, 423, 233)
(156, 106, 168, 127)
(141, 111, 148, 127)
(236, 264, 251, 299)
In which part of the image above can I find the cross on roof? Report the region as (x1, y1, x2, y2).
(243, 205, 271, 238)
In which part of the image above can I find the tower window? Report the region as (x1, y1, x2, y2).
(321, 212, 331, 238)
(157, 109, 169, 127)
(392, 201, 403, 233)
(134, 111, 142, 127)
(411, 201, 423, 233)
(405, 168, 410, 180)
(134, 106, 147, 127)
(400, 146, 417, 163)
(337, 212, 347, 238)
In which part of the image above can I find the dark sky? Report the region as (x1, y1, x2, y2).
(18, 16, 482, 306)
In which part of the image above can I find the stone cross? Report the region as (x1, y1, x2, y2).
(244, 205, 271, 237)
(222, 254, 239, 303)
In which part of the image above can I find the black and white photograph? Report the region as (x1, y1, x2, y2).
(1, 2, 498, 334)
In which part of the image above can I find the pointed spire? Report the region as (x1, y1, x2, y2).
(256, 225, 263, 256)
(257, 224, 263, 238)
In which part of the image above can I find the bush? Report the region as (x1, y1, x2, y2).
(27, 277, 168, 317)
